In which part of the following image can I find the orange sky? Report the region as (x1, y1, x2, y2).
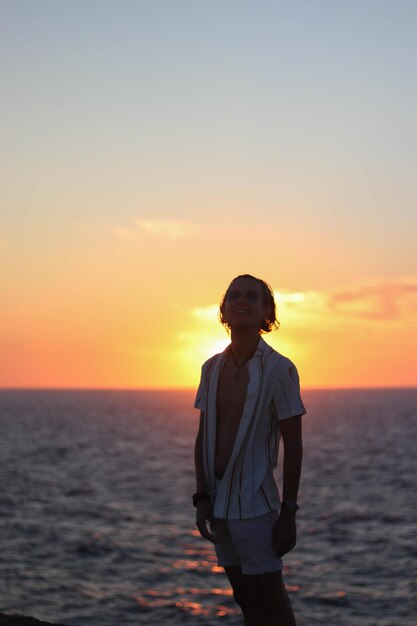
(1, 230, 416, 389)
(1, 3, 417, 389)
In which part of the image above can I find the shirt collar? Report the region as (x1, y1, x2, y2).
(255, 336, 268, 355)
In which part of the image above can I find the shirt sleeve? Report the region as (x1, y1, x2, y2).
(193, 366, 206, 410)
(271, 362, 306, 421)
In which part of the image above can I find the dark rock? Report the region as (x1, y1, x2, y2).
(0, 614, 71, 626)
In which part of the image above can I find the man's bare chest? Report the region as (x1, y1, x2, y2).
(216, 357, 248, 428)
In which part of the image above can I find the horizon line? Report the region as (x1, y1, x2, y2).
(0, 385, 416, 392)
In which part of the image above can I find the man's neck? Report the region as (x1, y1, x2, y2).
(230, 328, 261, 366)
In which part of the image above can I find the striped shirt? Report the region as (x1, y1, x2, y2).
(194, 337, 306, 520)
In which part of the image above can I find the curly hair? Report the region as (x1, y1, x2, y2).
(219, 274, 280, 333)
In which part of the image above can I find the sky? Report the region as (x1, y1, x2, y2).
(1, 0, 416, 389)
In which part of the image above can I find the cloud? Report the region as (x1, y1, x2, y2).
(191, 305, 219, 320)
(112, 226, 142, 241)
(188, 278, 417, 333)
(134, 219, 200, 239)
(113, 219, 201, 241)
(327, 277, 417, 320)
(275, 279, 417, 324)
(275, 291, 306, 304)
(190, 291, 314, 330)
(191, 292, 308, 320)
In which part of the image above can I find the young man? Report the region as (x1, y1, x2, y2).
(193, 274, 306, 626)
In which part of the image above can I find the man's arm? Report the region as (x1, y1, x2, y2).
(273, 414, 303, 557)
(281, 414, 303, 502)
(194, 411, 216, 543)
(194, 411, 208, 493)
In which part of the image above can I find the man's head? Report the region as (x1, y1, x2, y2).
(219, 274, 279, 334)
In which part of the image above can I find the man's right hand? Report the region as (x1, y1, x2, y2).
(196, 500, 216, 543)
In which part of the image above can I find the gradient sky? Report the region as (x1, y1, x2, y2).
(1, 1, 416, 389)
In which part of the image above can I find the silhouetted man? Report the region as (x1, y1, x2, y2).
(193, 274, 306, 626)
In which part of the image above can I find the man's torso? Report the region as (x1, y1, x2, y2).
(215, 353, 248, 476)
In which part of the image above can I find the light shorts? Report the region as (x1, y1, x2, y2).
(213, 512, 283, 575)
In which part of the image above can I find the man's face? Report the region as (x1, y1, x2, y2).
(223, 276, 269, 331)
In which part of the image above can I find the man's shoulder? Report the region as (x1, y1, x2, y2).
(260, 339, 296, 372)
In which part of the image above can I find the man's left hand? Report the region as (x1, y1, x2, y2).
(273, 511, 297, 557)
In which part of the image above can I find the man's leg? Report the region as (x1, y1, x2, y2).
(224, 566, 268, 626)
(249, 570, 296, 626)
(225, 567, 296, 626)
(222, 514, 296, 625)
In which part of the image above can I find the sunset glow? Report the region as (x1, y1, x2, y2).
(1, 2, 416, 390)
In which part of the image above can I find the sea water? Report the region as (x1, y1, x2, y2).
(0, 388, 416, 626)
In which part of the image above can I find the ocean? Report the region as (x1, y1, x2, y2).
(0, 388, 416, 626)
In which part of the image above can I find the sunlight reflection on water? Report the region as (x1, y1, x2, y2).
(137, 585, 239, 618)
